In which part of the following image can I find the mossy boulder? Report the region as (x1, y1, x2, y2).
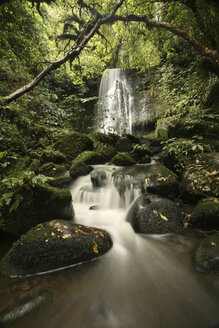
(182, 153, 219, 200)
(111, 152, 136, 166)
(89, 132, 119, 146)
(40, 150, 66, 164)
(39, 162, 66, 177)
(127, 193, 184, 234)
(55, 132, 93, 162)
(131, 144, 152, 163)
(115, 136, 133, 152)
(0, 181, 74, 236)
(73, 151, 105, 165)
(47, 176, 72, 189)
(70, 162, 91, 179)
(0, 220, 113, 277)
(95, 143, 117, 162)
(112, 163, 179, 198)
(155, 116, 181, 140)
(190, 197, 219, 229)
(194, 233, 219, 274)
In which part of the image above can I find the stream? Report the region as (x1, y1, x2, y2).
(1, 164, 219, 328)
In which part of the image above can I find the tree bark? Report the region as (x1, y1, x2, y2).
(109, 14, 219, 64)
(3, 0, 124, 103)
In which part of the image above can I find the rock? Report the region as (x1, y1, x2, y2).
(155, 116, 181, 140)
(127, 193, 184, 234)
(72, 151, 105, 165)
(55, 132, 93, 162)
(40, 150, 66, 164)
(89, 132, 119, 146)
(0, 220, 113, 277)
(190, 197, 219, 229)
(132, 144, 153, 161)
(70, 162, 91, 180)
(39, 162, 66, 177)
(112, 163, 179, 198)
(111, 152, 136, 166)
(194, 233, 219, 274)
(95, 143, 117, 162)
(47, 176, 72, 189)
(115, 136, 133, 152)
(90, 169, 107, 187)
(182, 153, 219, 200)
(0, 180, 74, 236)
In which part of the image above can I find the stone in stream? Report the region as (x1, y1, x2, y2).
(127, 194, 184, 234)
(194, 233, 219, 274)
(190, 197, 219, 229)
(0, 220, 113, 277)
(90, 169, 107, 187)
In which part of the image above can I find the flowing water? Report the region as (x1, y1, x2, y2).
(1, 165, 219, 328)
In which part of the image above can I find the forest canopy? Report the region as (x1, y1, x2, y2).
(0, 0, 219, 103)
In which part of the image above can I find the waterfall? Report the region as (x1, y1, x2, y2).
(95, 68, 156, 135)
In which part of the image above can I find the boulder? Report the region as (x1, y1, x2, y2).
(194, 233, 219, 274)
(112, 163, 179, 198)
(190, 197, 219, 229)
(155, 116, 181, 140)
(95, 143, 117, 162)
(111, 152, 136, 166)
(115, 136, 133, 152)
(70, 162, 91, 180)
(39, 162, 66, 177)
(127, 193, 184, 234)
(182, 153, 219, 200)
(55, 132, 93, 162)
(0, 179, 74, 236)
(47, 176, 72, 189)
(90, 169, 107, 187)
(72, 151, 105, 165)
(89, 132, 119, 146)
(0, 220, 113, 276)
(40, 150, 66, 164)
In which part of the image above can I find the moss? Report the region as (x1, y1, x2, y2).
(69, 162, 91, 179)
(39, 162, 66, 177)
(0, 182, 73, 236)
(95, 142, 117, 161)
(111, 152, 136, 166)
(89, 132, 119, 146)
(40, 150, 66, 164)
(72, 150, 105, 165)
(47, 176, 72, 188)
(155, 116, 181, 140)
(190, 197, 219, 229)
(55, 132, 93, 162)
(115, 136, 133, 152)
(29, 158, 41, 173)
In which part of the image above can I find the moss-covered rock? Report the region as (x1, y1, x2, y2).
(95, 143, 117, 162)
(0, 220, 113, 277)
(155, 116, 181, 140)
(194, 233, 219, 274)
(190, 197, 219, 229)
(127, 193, 184, 234)
(112, 163, 179, 198)
(40, 150, 66, 164)
(39, 162, 66, 177)
(70, 162, 91, 179)
(55, 132, 93, 162)
(111, 152, 136, 166)
(115, 136, 133, 152)
(0, 179, 74, 236)
(89, 132, 119, 146)
(182, 153, 219, 200)
(47, 176, 72, 189)
(73, 151, 105, 165)
(29, 158, 41, 173)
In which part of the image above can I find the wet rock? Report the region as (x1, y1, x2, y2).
(0, 288, 52, 325)
(111, 152, 136, 166)
(90, 169, 107, 187)
(194, 233, 219, 274)
(112, 163, 179, 198)
(89, 205, 101, 210)
(190, 197, 219, 229)
(0, 180, 74, 236)
(69, 162, 91, 180)
(182, 153, 219, 200)
(55, 132, 93, 162)
(39, 162, 66, 177)
(0, 220, 113, 277)
(73, 151, 105, 165)
(127, 194, 184, 234)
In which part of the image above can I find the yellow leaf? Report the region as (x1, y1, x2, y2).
(211, 242, 216, 247)
(51, 232, 55, 237)
(49, 220, 55, 227)
(214, 198, 219, 203)
(210, 170, 217, 176)
(145, 178, 150, 184)
(55, 223, 61, 228)
(61, 234, 71, 239)
(63, 225, 68, 229)
(153, 210, 159, 216)
(184, 222, 189, 228)
(159, 213, 168, 221)
(157, 177, 167, 182)
(93, 242, 99, 254)
(45, 239, 49, 243)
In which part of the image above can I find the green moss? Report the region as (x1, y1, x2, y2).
(89, 132, 119, 146)
(55, 132, 93, 162)
(190, 197, 219, 229)
(73, 150, 105, 165)
(40, 150, 66, 164)
(115, 136, 133, 152)
(39, 162, 66, 177)
(111, 152, 136, 166)
(195, 233, 219, 273)
(95, 142, 117, 161)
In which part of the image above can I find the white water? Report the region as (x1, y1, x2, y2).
(95, 69, 135, 134)
(11, 165, 219, 328)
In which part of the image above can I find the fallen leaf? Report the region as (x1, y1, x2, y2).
(51, 232, 55, 237)
(55, 223, 61, 228)
(49, 220, 55, 227)
(159, 213, 168, 221)
(61, 234, 71, 239)
(211, 242, 216, 247)
(214, 198, 219, 203)
(184, 222, 189, 228)
(45, 239, 49, 243)
(93, 242, 99, 254)
(153, 210, 159, 216)
(157, 177, 167, 182)
(210, 170, 217, 176)
(63, 225, 68, 229)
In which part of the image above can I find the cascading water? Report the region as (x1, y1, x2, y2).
(5, 165, 219, 328)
